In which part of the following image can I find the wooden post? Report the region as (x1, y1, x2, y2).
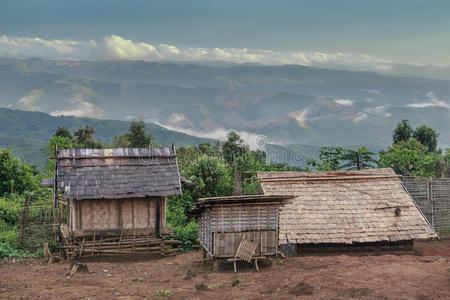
(53, 144, 58, 208)
(156, 197, 161, 237)
(233, 162, 242, 196)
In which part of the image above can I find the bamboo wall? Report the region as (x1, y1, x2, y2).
(198, 203, 279, 258)
(69, 196, 166, 236)
(402, 177, 450, 238)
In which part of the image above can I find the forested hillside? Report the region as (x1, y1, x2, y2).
(0, 107, 212, 171)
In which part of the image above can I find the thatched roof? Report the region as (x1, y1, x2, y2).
(258, 168, 437, 244)
(56, 147, 182, 200)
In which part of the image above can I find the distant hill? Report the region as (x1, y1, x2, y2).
(0, 108, 213, 171)
(1, 57, 450, 169)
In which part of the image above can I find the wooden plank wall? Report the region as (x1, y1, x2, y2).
(70, 196, 164, 234)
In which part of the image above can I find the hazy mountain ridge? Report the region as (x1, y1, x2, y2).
(0, 107, 213, 171)
(1, 57, 450, 151)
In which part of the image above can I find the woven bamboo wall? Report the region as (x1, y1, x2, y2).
(198, 203, 279, 258)
(430, 179, 450, 237)
(402, 177, 450, 238)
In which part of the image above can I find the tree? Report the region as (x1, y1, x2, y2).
(128, 120, 153, 148)
(307, 146, 344, 171)
(413, 125, 439, 153)
(222, 131, 249, 165)
(73, 125, 104, 149)
(393, 120, 413, 144)
(74, 125, 95, 145)
(54, 127, 73, 140)
(339, 147, 377, 170)
(112, 120, 153, 148)
(166, 155, 233, 248)
(0, 148, 38, 197)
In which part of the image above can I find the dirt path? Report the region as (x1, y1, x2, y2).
(0, 240, 449, 299)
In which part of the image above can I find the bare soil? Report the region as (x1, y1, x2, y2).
(0, 240, 449, 299)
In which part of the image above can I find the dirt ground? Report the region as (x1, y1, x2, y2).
(0, 240, 449, 299)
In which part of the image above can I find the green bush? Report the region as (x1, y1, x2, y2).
(0, 197, 20, 226)
(170, 220, 198, 250)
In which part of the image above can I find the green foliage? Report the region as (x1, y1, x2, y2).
(393, 120, 413, 144)
(307, 146, 344, 171)
(112, 120, 155, 148)
(339, 147, 377, 170)
(378, 147, 420, 175)
(169, 220, 198, 250)
(128, 120, 154, 148)
(184, 155, 234, 199)
(155, 290, 171, 297)
(0, 196, 30, 259)
(0, 148, 38, 197)
(413, 125, 439, 153)
(54, 127, 73, 140)
(222, 131, 249, 165)
(0, 197, 20, 226)
(74, 125, 95, 146)
(381, 122, 446, 177)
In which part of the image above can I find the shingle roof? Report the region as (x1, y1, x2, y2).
(189, 194, 293, 215)
(258, 168, 437, 244)
(56, 147, 182, 200)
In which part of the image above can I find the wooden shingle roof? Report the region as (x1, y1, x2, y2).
(189, 194, 293, 215)
(258, 168, 437, 244)
(56, 147, 182, 200)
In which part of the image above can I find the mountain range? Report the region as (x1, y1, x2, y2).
(0, 107, 211, 171)
(1, 57, 450, 169)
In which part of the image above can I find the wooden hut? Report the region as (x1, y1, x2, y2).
(190, 195, 293, 261)
(55, 147, 182, 257)
(257, 168, 438, 256)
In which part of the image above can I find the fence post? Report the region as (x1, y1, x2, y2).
(429, 177, 434, 228)
(18, 196, 30, 246)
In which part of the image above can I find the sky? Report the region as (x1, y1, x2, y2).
(0, 0, 449, 67)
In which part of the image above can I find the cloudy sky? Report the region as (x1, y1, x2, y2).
(0, 0, 449, 67)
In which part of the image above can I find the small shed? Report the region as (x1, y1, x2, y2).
(190, 195, 293, 259)
(54, 147, 182, 257)
(257, 168, 438, 256)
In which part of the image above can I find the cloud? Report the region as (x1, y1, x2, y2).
(334, 99, 354, 106)
(353, 112, 368, 123)
(0, 34, 394, 71)
(363, 105, 391, 118)
(50, 93, 104, 118)
(0, 35, 87, 59)
(98, 35, 162, 60)
(17, 89, 44, 110)
(154, 118, 275, 150)
(289, 108, 311, 128)
(406, 91, 450, 109)
(362, 89, 382, 96)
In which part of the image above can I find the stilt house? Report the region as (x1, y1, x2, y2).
(190, 195, 293, 259)
(54, 147, 182, 257)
